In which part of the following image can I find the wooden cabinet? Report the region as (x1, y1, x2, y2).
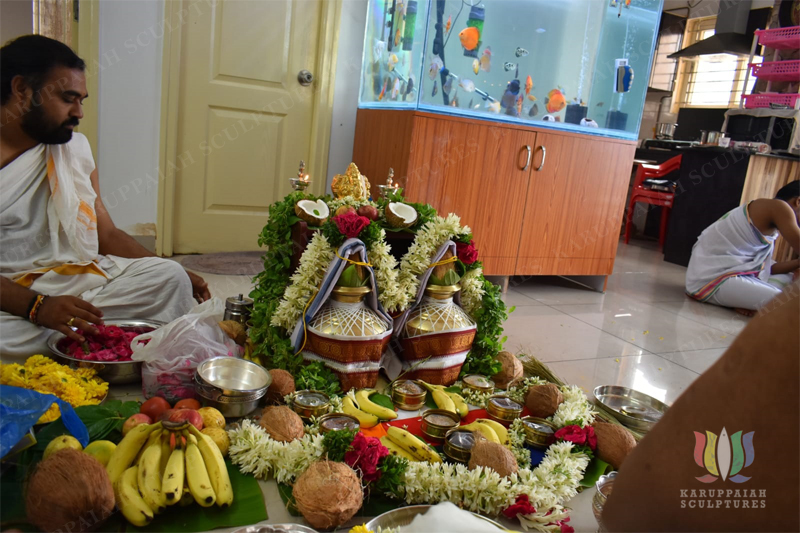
(353, 109, 636, 279)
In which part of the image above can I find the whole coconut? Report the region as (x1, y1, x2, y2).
(493, 351, 524, 389)
(266, 369, 296, 404)
(26, 448, 115, 533)
(259, 405, 304, 442)
(293, 460, 363, 530)
(468, 439, 518, 477)
(593, 421, 636, 470)
(525, 384, 564, 418)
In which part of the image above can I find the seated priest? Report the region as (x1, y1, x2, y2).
(0, 35, 209, 361)
(685, 180, 800, 315)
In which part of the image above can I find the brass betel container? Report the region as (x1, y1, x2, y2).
(443, 428, 477, 463)
(291, 390, 330, 420)
(310, 286, 390, 337)
(405, 284, 476, 337)
(520, 416, 557, 449)
(462, 374, 495, 394)
(318, 413, 360, 434)
(420, 409, 460, 441)
(486, 394, 523, 425)
(391, 379, 427, 410)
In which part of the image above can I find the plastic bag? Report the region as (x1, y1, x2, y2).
(131, 298, 240, 399)
(0, 385, 89, 458)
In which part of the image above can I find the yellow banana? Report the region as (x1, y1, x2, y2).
(380, 436, 418, 461)
(162, 446, 185, 505)
(460, 421, 501, 444)
(179, 485, 194, 507)
(446, 391, 469, 418)
(386, 426, 442, 463)
(431, 389, 457, 415)
(159, 431, 171, 477)
(475, 418, 509, 446)
(188, 425, 233, 508)
(114, 466, 154, 527)
(137, 433, 166, 514)
(355, 389, 398, 420)
(343, 395, 379, 428)
(106, 422, 162, 484)
(185, 434, 216, 507)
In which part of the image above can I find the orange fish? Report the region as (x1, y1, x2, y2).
(395, 28, 402, 47)
(545, 88, 566, 113)
(516, 95, 523, 116)
(445, 15, 452, 34)
(525, 75, 533, 95)
(378, 78, 388, 101)
(459, 27, 480, 51)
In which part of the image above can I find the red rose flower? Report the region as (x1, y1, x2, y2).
(344, 433, 389, 482)
(559, 518, 575, 533)
(502, 494, 536, 519)
(584, 426, 597, 450)
(456, 240, 479, 264)
(554, 425, 587, 446)
(333, 212, 371, 239)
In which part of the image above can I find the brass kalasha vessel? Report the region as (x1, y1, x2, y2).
(309, 286, 389, 337)
(405, 284, 476, 337)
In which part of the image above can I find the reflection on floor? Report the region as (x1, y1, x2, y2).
(183, 239, 747, 531)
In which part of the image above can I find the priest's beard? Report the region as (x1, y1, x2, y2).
(20, 103, 78, 144)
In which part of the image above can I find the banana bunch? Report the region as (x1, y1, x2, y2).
(419, 381, 468, 418)
(107, 422, 233, 527)
(381, 426, 442, 463)
(459, 418, 510, 447)
(343, 389, 398, 428)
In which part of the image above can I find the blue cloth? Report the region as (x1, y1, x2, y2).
(0, 385, 89, 457)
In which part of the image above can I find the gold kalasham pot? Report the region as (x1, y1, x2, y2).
(420, 409, 460, 441)
(405, 284, 475, 337)
(291, 390, 330, 420)
(520, 416, 557, 448)
(391, 379, 427, 410)
(486, 394, 523, 425)
(317, 413, 360, 434)
(310, 286, 389, 337)
(443, 428, 477, 463)
(462, 374, 495, 394)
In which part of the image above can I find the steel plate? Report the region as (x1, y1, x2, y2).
(593, 385, 669, 432)
(365, 504, 505, 531)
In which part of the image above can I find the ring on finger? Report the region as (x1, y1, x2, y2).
(67, 317, 77, 327)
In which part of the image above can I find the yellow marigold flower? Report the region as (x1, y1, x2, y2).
(37, 403, 61, 424)
(349, 525, 373, 533)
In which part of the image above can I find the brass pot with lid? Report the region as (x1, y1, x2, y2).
(309, 285, 390, 337)
(405, 283, 476, 337)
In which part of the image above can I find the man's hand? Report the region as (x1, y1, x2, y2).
(37, 296, 104, 342)
(186, 270, 211, 302)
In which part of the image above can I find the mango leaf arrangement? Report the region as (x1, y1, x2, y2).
(248, 189, 509, 391)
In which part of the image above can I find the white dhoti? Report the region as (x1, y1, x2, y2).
(0, 133, 194, 361)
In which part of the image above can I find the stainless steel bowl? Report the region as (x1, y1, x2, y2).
(365, 505, 505, 530)
(46, 319, 163, 384)
(593, 385, 668, 432)
(194, 357, 271, 418)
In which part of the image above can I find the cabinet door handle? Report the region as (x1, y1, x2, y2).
(521, 145, 532, 171)
(535, 145, 547, 172)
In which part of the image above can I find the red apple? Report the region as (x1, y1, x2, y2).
(159, 409, 176, 422)
(167, 409, 204, 430)
(357, 205, 379, 221)
(122, 413, 152, 436)
(335, 206, 356, 217)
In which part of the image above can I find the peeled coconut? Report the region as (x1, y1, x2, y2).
(26, 448, 115, 533)
(385, 202, 418, 228)
(266, 369, 296, 404)
(525, 384, 564, 418)
(593, 421, 636, 470)
(295, 199, 329, 226)
(493, 351, 524, 389)
(293, 460, 363, 530)
(468, 439, 518, 478)
(219, 320, 247, 346)
(259, 405, 304, 442)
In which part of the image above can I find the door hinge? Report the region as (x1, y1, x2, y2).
(74, 1, 79, 22)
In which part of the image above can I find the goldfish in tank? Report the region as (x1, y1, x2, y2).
(545, 88, 566, 113)
(459, 78, 475, 92)
(459, 27, 480, 51)
(480, 47, 491, 72)
(387, 53, 399, 72)
(486, 100, 501, 113)
(428, 55, 443, 80)
(445, 15, 452, 34)
(525, 75, 533, 95)
(516, 95, 523, 116)
(527, 94, 537, 101)
(472, 59, 480, 75)
(378, 78, 388, 101)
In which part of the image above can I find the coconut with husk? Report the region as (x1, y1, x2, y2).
(26, 448, 115, 533)
(266, 369, 296, 404)
(493, 351, 524, 389)
(385, 202, 418, 228)
(258, 405, 304, 442)
(593, 421, 636, 470)
(293, 460, 363, 530)
(219, 320, 247, 346)
(468, 439, 518, 477)
(295, 199, 329, 226)
(525, 383, 564, 418)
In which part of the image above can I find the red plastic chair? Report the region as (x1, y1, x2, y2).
(623, 155, 682, 251)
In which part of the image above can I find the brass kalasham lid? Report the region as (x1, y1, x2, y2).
(424, 283, 461, 300)
(331, 285, 371, 303)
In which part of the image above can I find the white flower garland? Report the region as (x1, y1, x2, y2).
(551, 385, 597, 428)
(271, 233, 335, 333)
(509, 418, 532, 470)
(227, 420, 325, 484)
(459, 266, 485, 318)
(368, 229, 409, 313)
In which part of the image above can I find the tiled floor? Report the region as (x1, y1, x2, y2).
(177, 239, 746, 531)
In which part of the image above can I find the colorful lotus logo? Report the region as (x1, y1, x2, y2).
(693, 428, 754, 483)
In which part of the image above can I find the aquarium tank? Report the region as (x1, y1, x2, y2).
(359, 0, 663, 140)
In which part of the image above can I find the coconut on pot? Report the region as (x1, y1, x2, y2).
(385, 202, 418, 228)
(295, 199, 329, 226)
(293, 460, 363, 530)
